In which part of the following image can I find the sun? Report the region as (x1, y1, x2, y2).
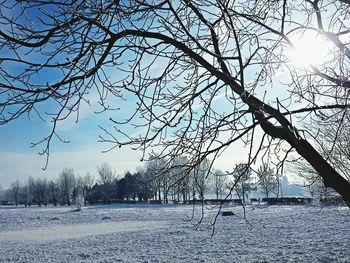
(286, 30, 332, 68)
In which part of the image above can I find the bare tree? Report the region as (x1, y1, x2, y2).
(10, 180, 20, 206)
(229, 163, 254, 204)
(26, 177, 35, 206)
(0, 0, 349, 206)
(168, 155, 191, 203)
(48, 180, 59, 206)
(98, 163, 115, 204)
(58, 168, 76, 206)
(34, 177, 48, 207)
(145, 158, 168, 202)
(194, 158, 211, 201)
(257, 164, 279, 199)
(21, 184, 30, 207)
(82, 173, 95, 205)
(212, 170, 227, 200)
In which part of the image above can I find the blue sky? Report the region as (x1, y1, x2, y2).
(0, 50, 294, 189)
(0, 1, 324, 189)
(0, 96, 250, 188)
(0, 99, 145, 188)
(0, 1, 146, 188)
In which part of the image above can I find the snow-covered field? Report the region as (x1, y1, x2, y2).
(0, 204, 349, 263)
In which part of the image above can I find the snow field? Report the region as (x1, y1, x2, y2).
(0, 204, 349, 262)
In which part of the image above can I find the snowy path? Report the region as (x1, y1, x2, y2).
(0, 221, 165, 241)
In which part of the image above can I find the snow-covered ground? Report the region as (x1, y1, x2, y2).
(0, 204, 349, 262)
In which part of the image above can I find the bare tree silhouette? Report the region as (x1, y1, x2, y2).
(0, 0, 349, 205)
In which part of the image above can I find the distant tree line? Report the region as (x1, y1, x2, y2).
(1, 157, 338, 207)
(2, 158, 221, 206)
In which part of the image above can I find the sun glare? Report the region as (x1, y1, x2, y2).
(286, 31, 332, 68)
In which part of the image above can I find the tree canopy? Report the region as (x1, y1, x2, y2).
(0, 0, 349, 206)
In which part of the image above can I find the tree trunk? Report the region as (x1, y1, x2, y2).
(253, 108, 350, 207)
(294, 139, 350, 207)
(242, 188, 245, 205)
